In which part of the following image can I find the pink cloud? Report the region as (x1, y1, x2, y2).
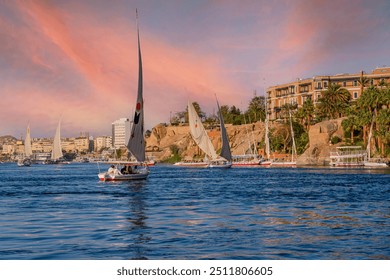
(1, 0, 244, 137)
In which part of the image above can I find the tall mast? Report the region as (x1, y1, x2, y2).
(127, 9, 146, 162)
(264, 97, 270, 160)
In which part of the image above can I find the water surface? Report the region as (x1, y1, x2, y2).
(0, 163, 389, 259)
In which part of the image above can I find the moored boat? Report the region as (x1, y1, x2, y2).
(330, 146, 366, 167)
(174, 161, 209, 168)
(232, 155, 261, 167)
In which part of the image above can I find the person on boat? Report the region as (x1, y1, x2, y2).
(121, 165, 132, 174)
(108, 165, 121, 176)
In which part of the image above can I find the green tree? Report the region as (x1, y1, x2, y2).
(175, 101, 206, 123)
(342, 105, 360, 144)
(298, 98, 315, 130)
(317, 83, 351, 119)
(246, 95, 266, 123)
(358, 71, 370, 100)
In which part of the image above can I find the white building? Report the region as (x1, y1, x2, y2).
(94, 136, 112, 152)
(112, 118, 130, 149)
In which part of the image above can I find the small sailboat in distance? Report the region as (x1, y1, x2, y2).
(98, 10, 149, 181)
(174, 101, 215, 167)
(17, 125, 32, 167)
(44, 119, 65, 164)
(175, 99, 231, 168)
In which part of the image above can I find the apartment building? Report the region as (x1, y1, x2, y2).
(266, 67, 390, 120)
(112, 118, 131, 149)
(94, 136, 112, 152)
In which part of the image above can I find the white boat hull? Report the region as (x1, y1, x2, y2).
(259, 160, 272, 166)
(174, 162, 209, 168)
(363, 162, 389, 168)
(270, 161, 296, 167)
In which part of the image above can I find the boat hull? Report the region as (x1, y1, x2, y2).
(209, 162, 232, 168)
(174, 162, 209, 168)
(98, 172, 149, 181)
(363, 162, 389, 168)
(270, 161, 296, 167)
(259, 160, 272, 166)
(232, 163, 260, 167)
(98, 161, 150, 181)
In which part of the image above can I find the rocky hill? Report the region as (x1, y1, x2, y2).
(146, 118, 349, 166)
(146, 122, 267, 161)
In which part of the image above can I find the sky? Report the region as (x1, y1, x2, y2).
(1, 0, 389, 138)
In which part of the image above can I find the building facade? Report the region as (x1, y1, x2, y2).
(266, 67, 390, 120)
(94, 136, 112, 152)
(112, 118, 131, 149)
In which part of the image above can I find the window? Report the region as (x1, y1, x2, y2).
(353, 92, 358, 99)
(317, 82, 321, 88)
(343, 81, 347, 87)
(324, 81, 328, 88)
(353, 80, 358, 86)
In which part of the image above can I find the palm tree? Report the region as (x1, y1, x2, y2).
(302, 98, 315, 130)
(280, 103, 297, 122)
(342, 105, 360, 144)
(247, 95, 266, 122)
(358, 71, 370, 100)
(317, 83, 351, 119)
(358, 85, 389, 155)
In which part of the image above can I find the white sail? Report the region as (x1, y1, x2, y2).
(51, 120, 63, 160)
(216, 97, 232, 161)
(127, 11, 146, 162)
(188, 101, 218, 160)
(24, 125, 33, 157)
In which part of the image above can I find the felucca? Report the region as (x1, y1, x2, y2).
(98, 11, 149, 181)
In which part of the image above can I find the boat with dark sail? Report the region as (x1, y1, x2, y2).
(98, 11, 149, 181)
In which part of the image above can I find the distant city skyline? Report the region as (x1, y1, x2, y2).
(1, 0, 390, 137)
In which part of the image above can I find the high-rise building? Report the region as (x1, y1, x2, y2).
(112, 118, 130, 149)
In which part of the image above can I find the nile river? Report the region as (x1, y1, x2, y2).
(0, 163, 389, 259)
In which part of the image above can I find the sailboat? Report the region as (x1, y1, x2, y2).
(209, 96, 232, 168)
(98, 11, 149, 181)
(270, 109, 297, 167)
(175, 100, 231, 168)
(174, 101, 216, 167)
(17, 125, 32, 167)
(45, 119, 65, 164)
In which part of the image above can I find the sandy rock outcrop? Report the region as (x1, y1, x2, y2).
(297, 118, 344, 166)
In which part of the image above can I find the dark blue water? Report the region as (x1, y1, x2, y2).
(0, 163, 389, 260)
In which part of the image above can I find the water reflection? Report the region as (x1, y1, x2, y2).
(125, 181, 150, 259)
